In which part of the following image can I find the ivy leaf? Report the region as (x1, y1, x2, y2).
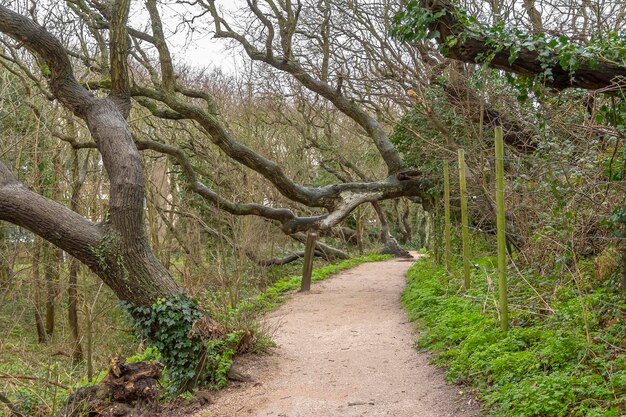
(509, 47, 520, 64)
(427, 30, 440, 39)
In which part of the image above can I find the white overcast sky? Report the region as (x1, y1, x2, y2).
(128, 0, 243, 73)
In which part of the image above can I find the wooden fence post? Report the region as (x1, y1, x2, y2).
(458, 149, 471, 290)
(495, 127, 509, 331)
(444, 160, 452, 272)
(300, 231, 318, 292)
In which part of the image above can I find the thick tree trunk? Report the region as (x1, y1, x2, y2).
(0, 4, 182, 306)
(0, 3, 213, 397)
(0, 160, 180, 305)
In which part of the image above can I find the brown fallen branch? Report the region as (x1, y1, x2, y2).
(57, 359, 162, 417)
(0, 391, 25, 417)
(0, 373, 70, 391)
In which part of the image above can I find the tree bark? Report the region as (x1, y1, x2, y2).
(32, 238, 46, 344)
(0, 6, 181, 306)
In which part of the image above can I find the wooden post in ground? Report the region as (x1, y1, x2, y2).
(443, 160, 452, 272)
(458, 149, 471, 290)
(494, 127, 509, 331)
(300, 231, 318, 292)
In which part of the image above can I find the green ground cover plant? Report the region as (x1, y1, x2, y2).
(403, 256, 626, 417)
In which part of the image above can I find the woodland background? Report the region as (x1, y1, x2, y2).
(0, 0, 625, 415)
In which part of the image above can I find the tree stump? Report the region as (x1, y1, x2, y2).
(57, 359, 162, 417)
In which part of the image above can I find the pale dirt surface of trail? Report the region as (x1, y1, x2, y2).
(198, 257, 480, 417)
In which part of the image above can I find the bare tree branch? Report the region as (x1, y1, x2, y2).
(204, 0, 405, 175)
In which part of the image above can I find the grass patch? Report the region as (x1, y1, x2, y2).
(402, 256, 626, 417)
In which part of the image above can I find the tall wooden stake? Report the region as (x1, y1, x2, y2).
(458, 149, 471, 289)
(443, 161, 452, 272)
(495, 127, 509, 331)
(300, 231, 317, 292)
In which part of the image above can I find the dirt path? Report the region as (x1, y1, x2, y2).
(198, 257, 480, 417)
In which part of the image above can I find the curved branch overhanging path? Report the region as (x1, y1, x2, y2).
(199, 256, 480, 417)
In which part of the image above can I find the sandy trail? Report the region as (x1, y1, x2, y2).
(199, 257, 480, 417)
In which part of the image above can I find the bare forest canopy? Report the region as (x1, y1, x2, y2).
(0, 0, 443, 305)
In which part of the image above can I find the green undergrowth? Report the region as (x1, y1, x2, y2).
(403, 256, 626, 417)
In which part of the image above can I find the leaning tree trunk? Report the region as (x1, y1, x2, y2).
(0, 105, 181, 306)
(0, 6, 181, 306)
